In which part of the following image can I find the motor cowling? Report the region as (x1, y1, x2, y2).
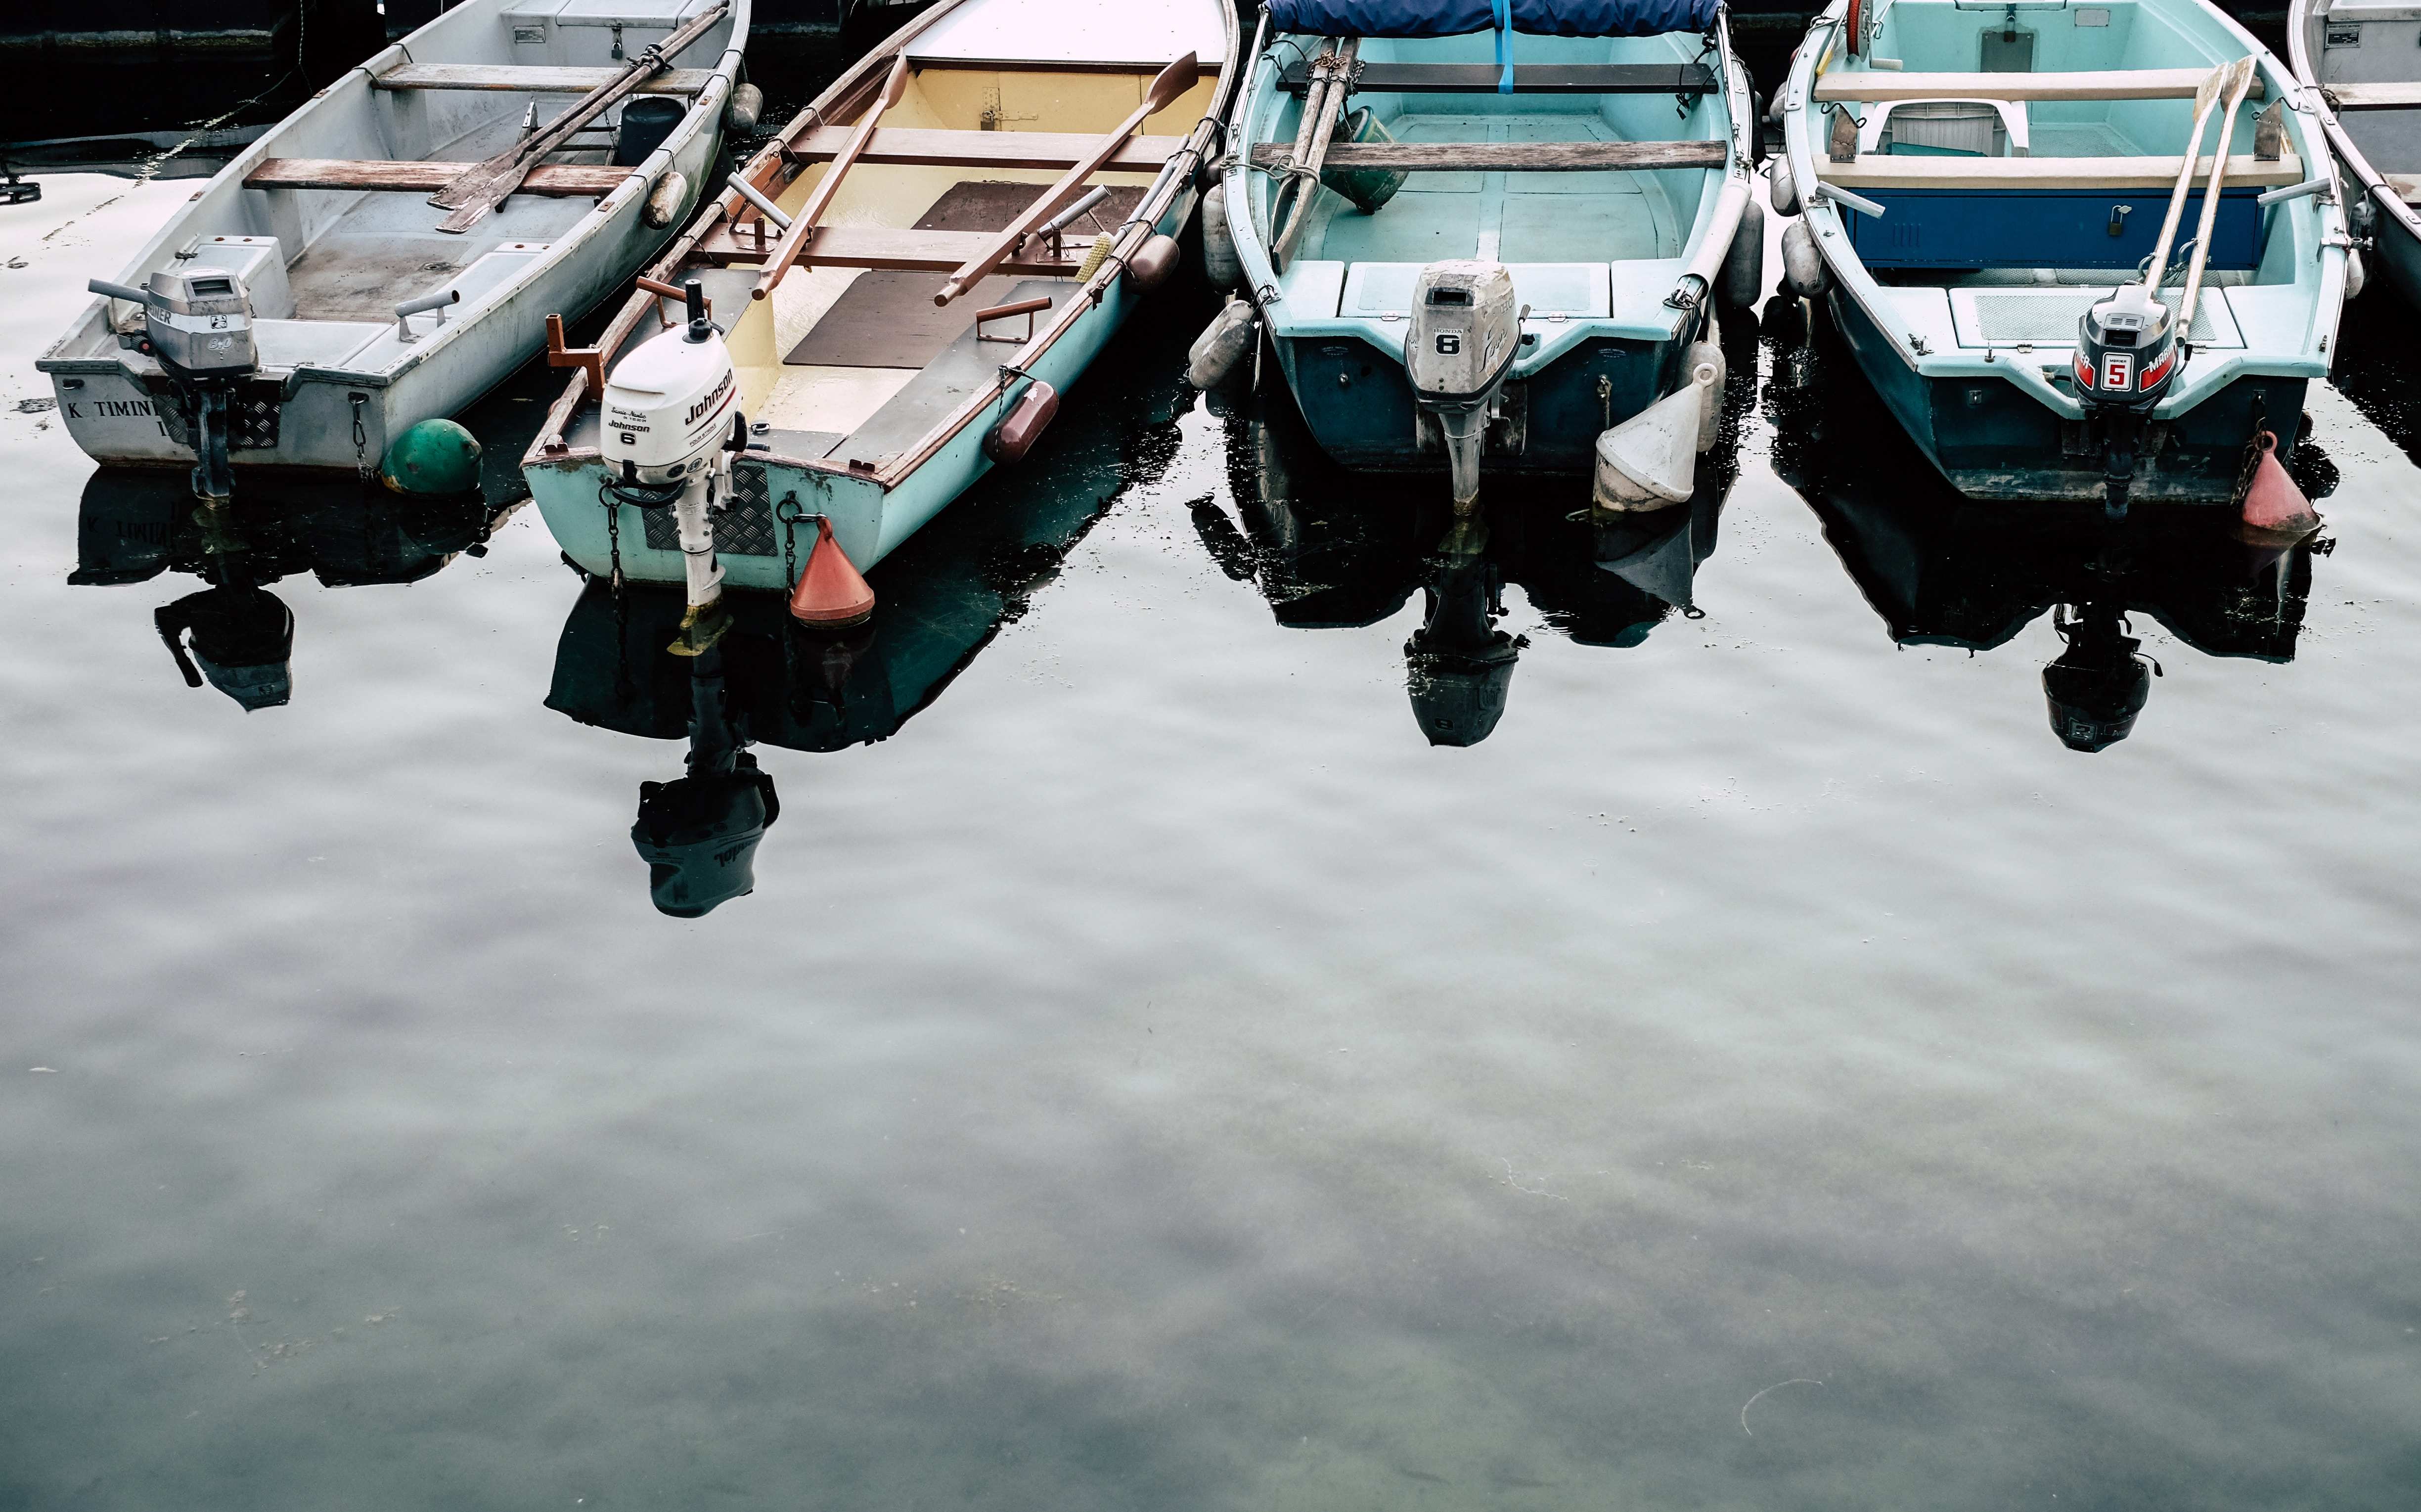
(2073, 288, 2178, 416)
(1405, 261, 1522, 510)
(600, 284, 740, 488)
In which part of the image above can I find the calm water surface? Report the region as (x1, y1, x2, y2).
(4, 164, 2420, 1511)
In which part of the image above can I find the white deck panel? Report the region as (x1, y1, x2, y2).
(905, 0, 1225, 67)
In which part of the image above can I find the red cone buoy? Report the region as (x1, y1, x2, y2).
(789, 516, 875, 627)
(2240, 431, 2321, 541)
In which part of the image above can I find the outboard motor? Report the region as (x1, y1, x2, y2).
(90, 268, 258, 501)
(2073, 285, 2180, 520)
(1405, 261, 1522, 515)
(2042, 601, 2156, 752)
(631, 645, 779, 916)
(600, 281, 747, 656)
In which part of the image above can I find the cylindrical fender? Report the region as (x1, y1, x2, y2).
(1721, 198, 1765, 310)
(1125, 233, 1181, 292)
(1187, 296, 1259, 391)
(1201, 183, 1245, 293)
(643, 170, 689, 229)
(1781, 218, 1829, 301)
(984, 380, 1059, 464)
(1769, 158, 1800, 219)
(725, 83, 764, 136)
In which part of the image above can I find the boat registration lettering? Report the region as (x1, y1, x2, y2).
(2100, 353, 2134, 392)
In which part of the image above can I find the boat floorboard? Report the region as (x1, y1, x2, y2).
(1306, 113, 1681, 266)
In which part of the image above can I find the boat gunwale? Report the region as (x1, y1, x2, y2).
(522, 0, 1246, 493)
(2286, 0, 2421, 251)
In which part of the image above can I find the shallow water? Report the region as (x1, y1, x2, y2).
(6, 161, 2421, 1511)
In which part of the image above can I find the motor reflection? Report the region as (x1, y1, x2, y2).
(1765, 298, 2330, 753)
(73, 468, 508, 711)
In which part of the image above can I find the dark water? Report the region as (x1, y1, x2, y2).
(7, 158, 2421, 1510)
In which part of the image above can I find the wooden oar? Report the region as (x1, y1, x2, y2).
(2176, 55, 2259, 335)
(2138, 58, 2236, 291)
(430, 1, 728, 233)
(932, 52, 1200, 307)
(1266, 38, 1340, 261)
(1273, 38, 1361, 273)
(750, 55, 909, 302)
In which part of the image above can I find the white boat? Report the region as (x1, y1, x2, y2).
(36, 0, 751, 486)
(518, 0, 1238, 629)
(2289, 0, 2410, 306)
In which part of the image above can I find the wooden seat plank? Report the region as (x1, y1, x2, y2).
(2326, 81, 2421, 110)
(1279, 62, 1715, 95)
(694, 222, 1083, 275)
(1249, 139, 1727, 172)
(789, 124, 1187, 173)
(244, 158, 631, 195)
(1812, 67, 2266, 103)
(1820, 151, 2304, 191)
(373, 64, 713, 95)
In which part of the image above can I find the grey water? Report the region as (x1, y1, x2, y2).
(7, 171, 2421, 1509)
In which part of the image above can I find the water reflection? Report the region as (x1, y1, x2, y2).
(1199, 312, 1753, 746)
(71, 469, 509, 710)
(545, 332, 1191, 912)
(1766, 301, 2328, 751)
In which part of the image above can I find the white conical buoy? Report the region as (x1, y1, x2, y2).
(1592, 361, 1719, 512)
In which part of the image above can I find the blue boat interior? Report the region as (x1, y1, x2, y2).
(1812, 0, 2317, 356)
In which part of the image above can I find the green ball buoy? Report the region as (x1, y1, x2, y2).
(380, 418, 482, 495)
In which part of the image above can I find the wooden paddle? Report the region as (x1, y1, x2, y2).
(2176, 55, 2260, 334)
(932, 52, 1200, 307)
(1273, 37, 1361, 272)
(2139, 58, 2241, 291)
(430, 1, 728, 234)
(750, 55, 910, 302)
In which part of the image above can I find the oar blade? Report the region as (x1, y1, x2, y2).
(1146, 52, 1201, 113)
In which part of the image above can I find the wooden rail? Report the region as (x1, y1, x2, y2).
(694, 223, 1085, 275)
(373, 64, 713, 95)
(785, 124, 1187, 173)
(1280, 62, 1715, 95)
(1248, 139, 1728, 172)
(1812, 67, 2268, 103)
(1819, 151, 2305, 191)
(245, 158, 629, 195)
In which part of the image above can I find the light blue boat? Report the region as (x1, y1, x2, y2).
(1775, 0, 2352, 506)
(1209, 0, 1760, 507)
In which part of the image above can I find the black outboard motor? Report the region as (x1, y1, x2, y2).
(631, 647, 779, 916)
(2073, 286, 2180, 521)
(2042, 601, 2156, 752)
(154, 583, 294, 712)
(1404, 551, 1523, 747)
(90, 269, 258, 502)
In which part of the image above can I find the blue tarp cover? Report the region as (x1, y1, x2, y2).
(1264, 0, 1720, 38)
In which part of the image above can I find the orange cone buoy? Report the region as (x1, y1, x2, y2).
(788, 516, 875, 627)
(2240, 431, 2321, 541)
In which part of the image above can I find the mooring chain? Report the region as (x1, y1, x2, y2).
(349, 392, 370, 480)
(775, 491, 810, 591)
(597, 481, 626, 595)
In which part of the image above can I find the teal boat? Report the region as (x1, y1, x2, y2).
(1205, 0, 1761, 515)
(1775, 0, 2352, 509)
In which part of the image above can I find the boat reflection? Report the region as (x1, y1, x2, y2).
(72, 469, 510, 711)
(1765, 301, 2330, 752)
(544, 337, 1191, 914)
(1198, 313, 1752, 747)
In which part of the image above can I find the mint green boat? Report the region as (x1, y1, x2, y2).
(1775, 0, 2352, 507)
(1206, 0, 1760, 512)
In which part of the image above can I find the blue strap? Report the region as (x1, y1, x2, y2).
(1493, 0, 1513, 91)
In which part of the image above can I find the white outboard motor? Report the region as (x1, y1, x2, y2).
(90, 268, 258, 501)
(600, 281, 747, 656)
(1405, 261, 1522, 513)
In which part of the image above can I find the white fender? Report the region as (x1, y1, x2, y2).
(1593, 361, 1719, 511)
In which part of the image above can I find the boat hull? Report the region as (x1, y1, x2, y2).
(1825, 286, 2307, 503)
(36, 0, 744, 478)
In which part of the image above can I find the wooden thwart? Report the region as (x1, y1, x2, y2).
(786, 124, 1186, 173)
(1248, 139, 1728, 172)
(1279, 62, 1715, 95)
(749, 54, 911, 302)
(1812, 67, 2268, 103)
(245, 158, 631, 195)
(696, 223, 1084, 276)
(2326, 81, 2421, 111)
(372, 64, 713, 95)
(1820, 151, 2305, 191)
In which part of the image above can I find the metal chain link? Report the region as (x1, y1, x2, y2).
(349, 392, 370, 480)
